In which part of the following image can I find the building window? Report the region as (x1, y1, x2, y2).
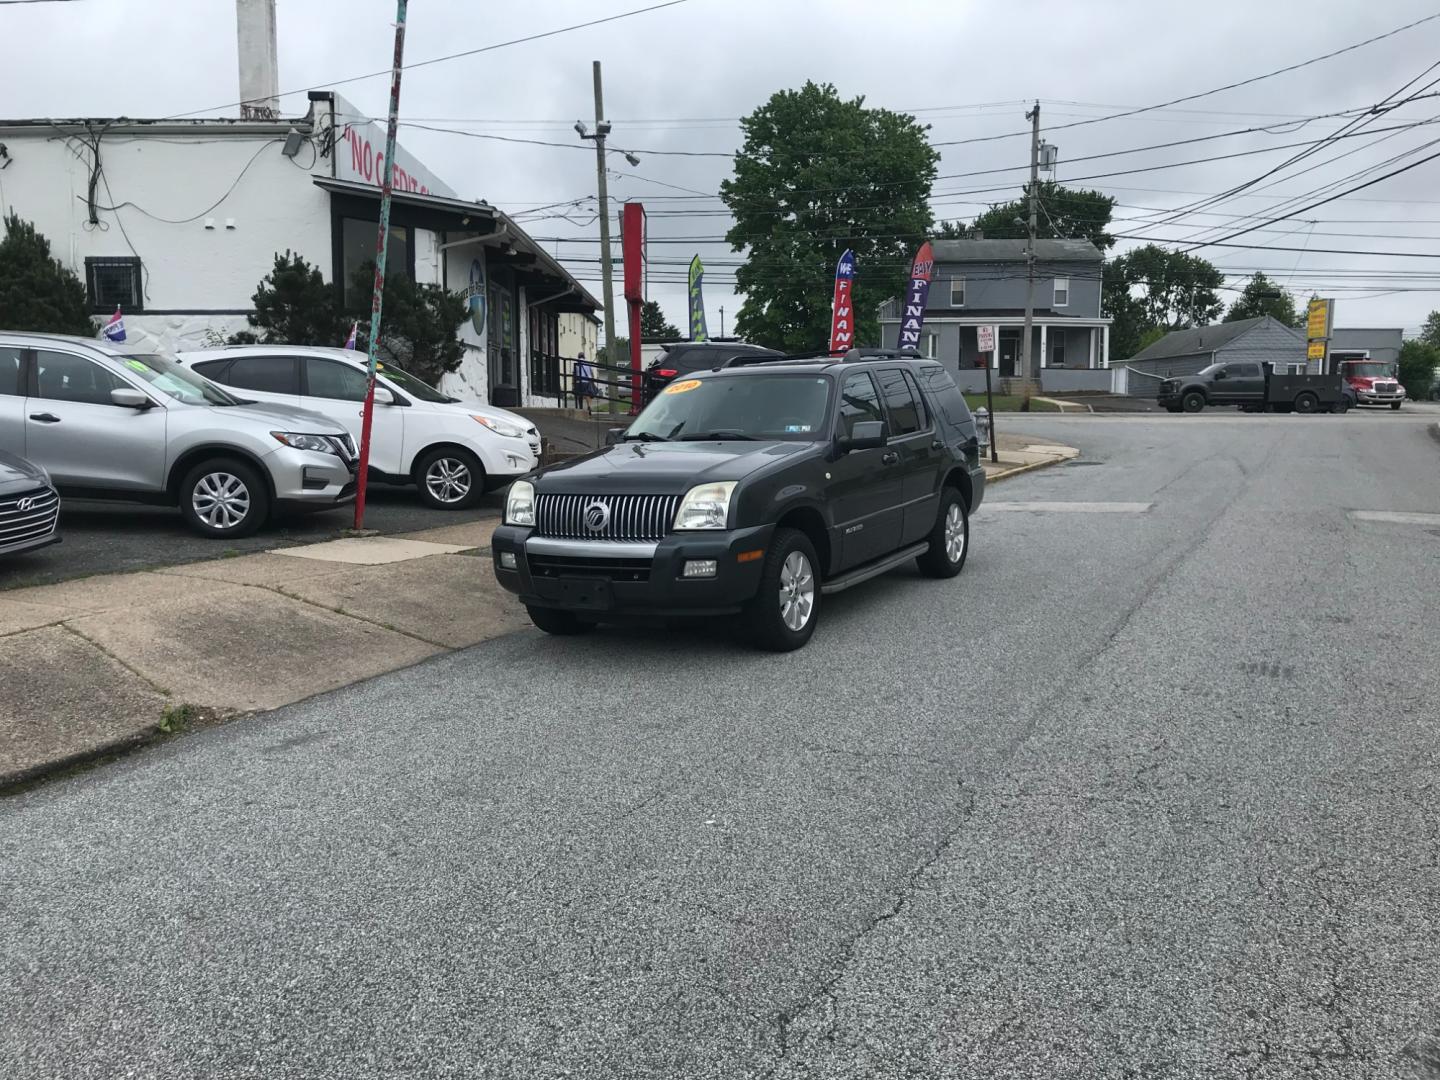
(922, 331, 938, 359)
(1051, 336, 1066, 367)
(1053, 277, 1069, 307)
(84, 257, 143, 313)
(341, 218, 412, 307)
(950, 277, 965, 307)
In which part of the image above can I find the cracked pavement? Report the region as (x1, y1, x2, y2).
(3, 412, 1439, 1078)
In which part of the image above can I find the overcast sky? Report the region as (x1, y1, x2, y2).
(6, 0, 1440, 338)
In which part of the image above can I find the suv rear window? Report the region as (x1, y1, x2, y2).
(878, 368, 926, 435)
(915, 365, 972, 430)
(660, 345, 780, 375)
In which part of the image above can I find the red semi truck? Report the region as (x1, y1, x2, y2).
(1338, 359, 1405, 410)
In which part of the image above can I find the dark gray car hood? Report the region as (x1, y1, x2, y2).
(0, 449, 52, 498)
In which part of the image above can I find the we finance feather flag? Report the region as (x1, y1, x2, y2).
(828, 250, 856, 355)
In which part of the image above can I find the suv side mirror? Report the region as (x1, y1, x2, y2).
(1213, 369, 1227, 380)
(839, 420, 886, 453)
(372, 386, 395, 406)
(110, 388, 152, 409)
(605, 426, 626, 446)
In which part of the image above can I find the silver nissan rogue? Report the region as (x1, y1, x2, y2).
(0, 333, 357, 538)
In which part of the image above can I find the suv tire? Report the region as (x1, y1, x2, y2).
(414, 446, 485, 510)
(916, 488, 969, 579)
(179, 458, 269, 538)
(742, 527, 819, 652)
(527, 605, 594, 636)
(1182, 391, 1206, 413)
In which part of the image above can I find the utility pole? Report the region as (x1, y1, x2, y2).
(353, 0, 407, 529)
(583, 61, 618, 370)
(1019, 101, 1040, 384)
(719, 305, 725, 339)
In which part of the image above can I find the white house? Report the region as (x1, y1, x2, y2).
(0, 5, 598, 408)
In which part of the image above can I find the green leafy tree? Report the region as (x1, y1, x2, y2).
(1106, 244, 1223, 331)
(970, 183, 1118, 250)
(347, 263, 466, 387)
(1224, 272, 1298, 325)
(1398, 339, 1439, 401)
(1419, 309, 1440, 347)
(720, 82, 938, 351)
(936, 220, 970, 239)
(235, 251, 345, 345)
(639, 300, 680, 340)
(0, 212, 94, 334)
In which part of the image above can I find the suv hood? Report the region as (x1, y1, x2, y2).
(411, 395, 534, 428)
(534, 440, 811, 494)
(223, 400, 350, 434)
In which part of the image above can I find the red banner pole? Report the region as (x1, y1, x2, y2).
(354, 0, 408, 530)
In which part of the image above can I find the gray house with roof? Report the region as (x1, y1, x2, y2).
(878, 238, 1114, 390)
(1112, 316, 1306, 396)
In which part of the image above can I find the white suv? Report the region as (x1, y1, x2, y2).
(179, 346, 539, 509)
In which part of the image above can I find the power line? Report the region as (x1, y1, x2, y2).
(162, 0, 692, 120)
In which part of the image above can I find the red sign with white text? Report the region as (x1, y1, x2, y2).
(829, 249, 856, 355)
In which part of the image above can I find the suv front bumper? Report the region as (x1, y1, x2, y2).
(492, 524, 774, 617)
(266, 446, 358, 512)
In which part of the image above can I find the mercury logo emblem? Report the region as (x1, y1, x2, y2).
(583, 500, 611, 533)
(16, 497, 37, 512)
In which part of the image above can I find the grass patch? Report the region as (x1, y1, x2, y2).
(964, 394, 1060, 412)
(158, 702, 201, 734)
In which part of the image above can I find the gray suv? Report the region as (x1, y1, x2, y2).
(0, 333, 357, 538)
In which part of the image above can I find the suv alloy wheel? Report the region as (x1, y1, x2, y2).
(743, 527, 820, 652)
(1182, 391, 1206, 413)
(415, 447, 485, 510)
(180, 458, 269, 538)
(916, 488, 969, 578)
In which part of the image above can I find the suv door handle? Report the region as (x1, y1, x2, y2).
(29, 413, 60, 423)
(881, 451, 899, 465)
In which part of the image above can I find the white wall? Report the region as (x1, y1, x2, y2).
(0, 125, 332, 352)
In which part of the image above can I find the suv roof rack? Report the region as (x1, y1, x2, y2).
(719, 350, 830, 369)
(841, 347, 927, 363)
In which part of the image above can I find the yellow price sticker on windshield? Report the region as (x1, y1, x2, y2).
(664, 379, 702, 395)
(124, 360, 149, 373)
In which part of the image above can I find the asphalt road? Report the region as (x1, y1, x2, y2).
(4, 410, 1440, 1078)
(0, 483, 503, 591)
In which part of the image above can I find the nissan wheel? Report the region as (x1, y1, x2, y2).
(414, 447, 485, 510)
(179, 458, 269, 538)
(916, 487, 969, 579)
(1182, 391, 1205, 413)
(742, 527, 820, 652)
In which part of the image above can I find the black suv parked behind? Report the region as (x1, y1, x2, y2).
(493, 351, 986, 651)
(642, 341, 781, 404)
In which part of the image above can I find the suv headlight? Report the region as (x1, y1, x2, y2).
(271, 431, 341, 455)
(505, 479, 536, 526)
(674, 481, 736, 530)
(473, 415, 527, 439)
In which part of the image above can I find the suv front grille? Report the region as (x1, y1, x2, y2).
(0, 486, 60, 548)
(535, 493, 680, 542)
(528, 554, 652, 582)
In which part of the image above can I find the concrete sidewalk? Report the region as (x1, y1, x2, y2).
(0, 518, 525, 788)
(0, 436, 1077, 789)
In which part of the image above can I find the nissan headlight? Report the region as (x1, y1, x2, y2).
(505, 479, 536, 526)
(271, 431, 341, 455)
(674, 481, 736, 530)
(473, 415, 528, 439)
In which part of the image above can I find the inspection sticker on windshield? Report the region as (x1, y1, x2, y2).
(664, 379, 702, 395)
(124, 360, 149, 373)
(785, 424, 812, 433)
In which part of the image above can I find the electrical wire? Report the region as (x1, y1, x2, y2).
(86, 139, 280, 223)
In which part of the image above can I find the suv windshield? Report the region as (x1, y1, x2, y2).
(378, 362, 458, 403)
(116, 354, 240, 406)
(1343, 362, 1395, 378)
(626, 374, 832, 441)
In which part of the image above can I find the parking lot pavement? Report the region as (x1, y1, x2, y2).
(5, 411, 1440, 1078)
(0, 484, 502, 592)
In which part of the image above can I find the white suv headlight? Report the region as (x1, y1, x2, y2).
(473, 415, 528, 439)
(505, 479, 536, 526)
(674, 481, 736, 531)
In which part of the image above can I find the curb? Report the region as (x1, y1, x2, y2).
(0, 728, 160, 795)
(985, 453, 1074, 483)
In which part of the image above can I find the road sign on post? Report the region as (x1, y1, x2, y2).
(976, 325, 995, 354)
(971, 328, 998, 463)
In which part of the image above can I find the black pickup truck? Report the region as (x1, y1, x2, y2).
(1157, 362, 1344, 414)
